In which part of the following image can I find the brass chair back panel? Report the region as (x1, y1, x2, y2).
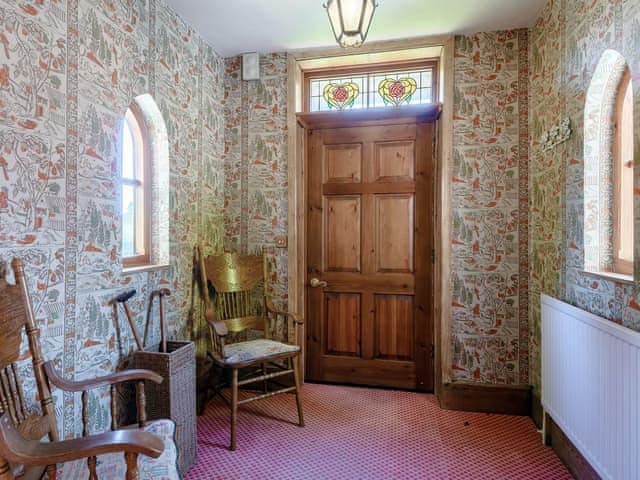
(203, 254, 263, 293)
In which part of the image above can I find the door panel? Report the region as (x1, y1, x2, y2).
(324, 196, 361, 272)
(324, 144, 362, 183)
(306, 120, 434, 391)
(374, 294, 414, 361)
(324, 293, 361, 357)
(374, 141, 415, 182)
(375, 194, 414, 273)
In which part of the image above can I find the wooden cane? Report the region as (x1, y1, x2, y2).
(115, 290, 144, 351)
(156, 288, 171, 353)
(187, 245, 200, 339)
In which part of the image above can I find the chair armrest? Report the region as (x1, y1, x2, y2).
(204, 306, 228, 336)
(0, 413, 163, 466)
(43, 361, 162, 392)
(265, 298, 304, 324)
(204, 307, 227, 360)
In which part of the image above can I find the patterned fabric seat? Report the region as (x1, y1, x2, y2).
(47, 419, 181, 480)
(219, 339, 301, 366)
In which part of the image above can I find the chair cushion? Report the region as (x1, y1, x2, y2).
(45, 419, 180, 480)
(221, 339, 300, 365)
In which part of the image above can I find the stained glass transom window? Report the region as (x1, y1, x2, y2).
(308, 67, 434, 112)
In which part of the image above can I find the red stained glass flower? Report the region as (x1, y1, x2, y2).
(388, 81, 406, 98)
(333, 86, 349, 102)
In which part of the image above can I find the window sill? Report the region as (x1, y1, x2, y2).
(122, 263, 170, 275)
(580, 270, 634, 285)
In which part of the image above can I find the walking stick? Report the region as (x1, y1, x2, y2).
(115, 289, 144, 351)
(151, 288, 171, 353)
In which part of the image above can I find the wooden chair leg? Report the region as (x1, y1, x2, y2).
(262, 363, 268, 393)
(0, 460, 12, 480)
(88, 455, 97, 480)
(230, 368, 238, 451)
(46, 464, 57, 480)
(291, 357, 305, 427)
(125, 452, 138, 480)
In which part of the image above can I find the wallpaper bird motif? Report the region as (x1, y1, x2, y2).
(0, 0, 226, 443)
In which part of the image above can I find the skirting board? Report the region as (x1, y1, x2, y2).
(437, 382, 531, 416)
(531, 392, 543, 429)
(545, 414, 601, 480)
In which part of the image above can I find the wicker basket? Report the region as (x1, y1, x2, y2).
(134, 341, 196, 475)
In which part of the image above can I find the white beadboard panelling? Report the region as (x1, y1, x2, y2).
(542, 294, 640, 480)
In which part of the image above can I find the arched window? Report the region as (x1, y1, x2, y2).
(613, 70, 634, 275)
(121, 106, 151, 267)
(583, 50, 634, 278)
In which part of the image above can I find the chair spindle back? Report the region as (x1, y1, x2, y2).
(0, 259, 58, 443)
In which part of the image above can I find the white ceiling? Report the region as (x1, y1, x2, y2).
(166, 0, 547, 57)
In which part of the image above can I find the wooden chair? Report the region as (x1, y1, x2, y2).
(0, 258, 179, 480)
(196, 246, 304, 450)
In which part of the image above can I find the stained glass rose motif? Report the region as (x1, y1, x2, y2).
(333, 86, 349, 102)
(389, 81, 405, 98)
(378, 77, 417, 106)
(323, 82, 360, 110)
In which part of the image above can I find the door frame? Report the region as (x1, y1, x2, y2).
(286, 36, 455, 393)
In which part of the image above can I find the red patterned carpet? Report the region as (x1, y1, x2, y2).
(186, 383, 573, 480)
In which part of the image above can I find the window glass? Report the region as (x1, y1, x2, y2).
(121, 108, 149, 266)
(122, 183, 136, 257)
(309, 66, 435, 112)
(122, 120, 135, 180)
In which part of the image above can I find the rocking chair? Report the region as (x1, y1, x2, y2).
(0, 258, 180, 479)
(196, 246, 304, 450)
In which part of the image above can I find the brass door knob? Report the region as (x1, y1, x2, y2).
(310, 278, 328, 288)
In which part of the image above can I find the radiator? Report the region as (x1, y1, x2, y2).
(541, 294, 640, 480)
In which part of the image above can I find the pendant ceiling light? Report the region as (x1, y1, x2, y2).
(325, 0, 378, 48)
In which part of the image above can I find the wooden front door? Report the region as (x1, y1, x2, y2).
(305, 113, 435, 391)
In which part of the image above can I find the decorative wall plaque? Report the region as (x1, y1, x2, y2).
(540, 118, 571, 152)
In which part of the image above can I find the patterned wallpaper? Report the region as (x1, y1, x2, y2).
(451, 30, 530, 384)
(0, 0, 225, 439)
(11, 0, 633, 434)
(223, 53, 290, 328)
(529, 0, 640, 395)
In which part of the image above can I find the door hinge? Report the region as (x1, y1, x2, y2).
(431, 249, 436, 264)
(430, 344, 435, 359)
